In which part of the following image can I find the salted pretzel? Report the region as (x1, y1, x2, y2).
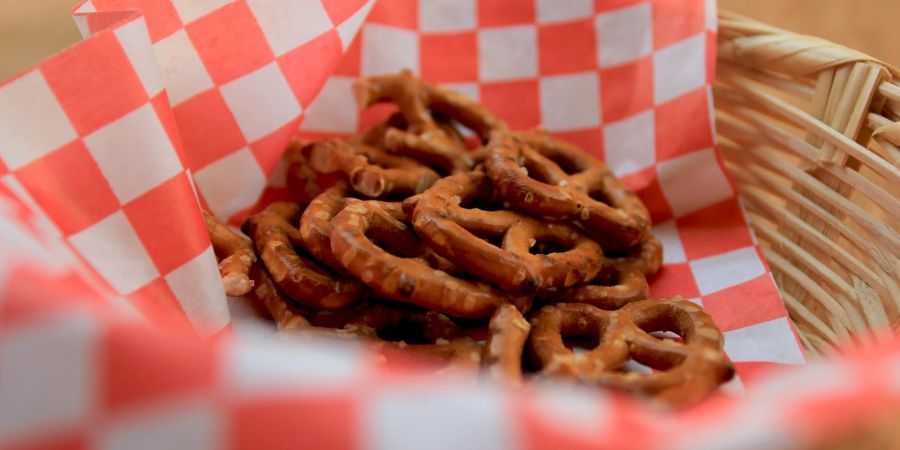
(329, 200, 531, 319)
(607, 234, 663, 276)
(485, 131, 651, 251)
(284, 139, 341, 206)
(411, 171, 604, 293)
(244, 201, 365, 310)
(354, 71, 507, 174)
(484, 304, 531, 385)
(298, 182, 353, 272)
(203, 210, 256, 296)
(536, 259, 649, 310)
(528, 297, 735, 406)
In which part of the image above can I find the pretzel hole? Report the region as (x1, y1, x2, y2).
(478, 234, 506, 249)
(374, 318, 432, 344)
(564, 335, 601, 354)
(558, 315, 606, 352)
(459, 193, 504, 211)
(593, 267, 622, 286)
(545, 152, 583, 175)
(618, 357, 655, 374)
(588, 188, 612, 205)
(368, 228, 424, 259)
(633, 306, 691, 341)
(529, 235, 575, 255)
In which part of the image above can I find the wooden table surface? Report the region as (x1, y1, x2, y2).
(1, 1, 897, 81)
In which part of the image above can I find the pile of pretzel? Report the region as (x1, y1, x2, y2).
(204, 71, 734, 407)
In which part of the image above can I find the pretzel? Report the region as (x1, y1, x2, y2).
(484, 304, 531, 385)
(329, 199, 531, 319)
(528, 297, 735, 406)
(298, 182, 355, 272)
(485, 131, 651, 252)
(536, 259, 649, 310)
(248, 263, 311, 330)
(284, 139, 341, 206)
(203, 210, 256, 296)
(411, 171, 604, 293)
(354, 71, 507, 174)
(607, 234, 663, 276)
(244, 201, 365, 310)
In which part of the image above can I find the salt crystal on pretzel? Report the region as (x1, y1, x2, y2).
(203, 210, 256, 297)
(411, 171, 604, 293)
(329, 199, 531, 319)
(245, 201, 365, 311)
(484, 304, 531, 385)
(528, 297, 734, 407)
(486, 131, 651, 252)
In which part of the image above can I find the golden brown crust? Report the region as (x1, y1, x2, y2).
(411, 171, 604, 293)
(298, 182, 353, 272)
(528, 297, 735, 407)
(536, 260, 649, 309)
(484, 304, 531, 385)
(203, 210, 256, 296)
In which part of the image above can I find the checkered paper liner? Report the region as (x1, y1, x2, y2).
(0, 0, 863, 446)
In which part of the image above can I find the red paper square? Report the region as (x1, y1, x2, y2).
(41, 32, 148, 136)
(93, 0, 183, 42)
(621, 167, 673, 224)
(600, 56, 653, 123)
(173, 89, 247, 171)
(126, 277, 193, 332)
(123, 172, 209, 274)
(367, 0, 418, 29)
(651, 0, 705, 49)
(0, 157, 8, 176)
(334, 34, 362, 76)
(537, 19, 596, 76)
(702, 275, 788, 332)
(250, 118, 303, 176)
(278, 30, 343, 107)
(676, 198, 754, 260)
(654, 87, 712, 162)
(648, 263, 699, 298)
(15, 140, 120, 236)
(186, 1, 275, 85)
(421, 33, 478, 83)
(356, 103, 399, 133)
(479, 0, 535, 27)
(553, 128, 604, 161)
(101, 322, 215, 411)
(594, 0, 647, 13)
(2, 433, 87, 450)
(321, 0, 369, 25)
(151, 93, 187, 167)
(480, 80, 540, 130)
(232, 396, 358, 450)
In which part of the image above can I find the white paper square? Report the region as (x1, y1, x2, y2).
(724, 317, 805, 364)
(220, 62, 302, 142)
(0, 70, 77, 170)
(68, 211, 160, 294)
(690, 246, 766, 296)
(595, 3, 652, 67)
(657, 148, 733, 217)
(361, 24, 420, 76)
(99, 401, 220, 450)
(420, 0, 476, 32)
(300, 76, 358, 133)
(193, 148, 267, 218)
(153, 29, 215, 105)
(539, 72, 601, 131)
(530, 382, 609, 433)
(654, 33, 706, 104)
(0, 312, 97, 442)
(651, 220, 686, 264)
(536, 0, 593, 24)
(366, 386, 511, 450)
(705, 0, 718, 31)
(84, 104, 183, 204)
(478, 25, 538, 81)
(247, 0, 333, 56)
(171, 0, 232, 23)
(603, 110, 654, 176)
(336, 0, 375, 50)
(165, 247, 230, 334)
(114, 17, 164, 97)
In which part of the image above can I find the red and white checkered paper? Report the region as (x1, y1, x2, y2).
(3, 0, 880, 447)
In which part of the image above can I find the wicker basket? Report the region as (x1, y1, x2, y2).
(715, 11, 899, 356)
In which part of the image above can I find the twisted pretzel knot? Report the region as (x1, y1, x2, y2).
(528, 297, 735, 406)
(329, 199, 531, 319)
(536, 259, 649, 310)
(485, 131, 650, 251)
(245, 201, 365, 310)
(354, 71, 507, 174)
(411, 171, 604, 293)
(306, 138, 439, 198)
(203, 211, 256, 296)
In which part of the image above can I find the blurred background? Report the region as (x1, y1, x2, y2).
(1, 0, 898, 81)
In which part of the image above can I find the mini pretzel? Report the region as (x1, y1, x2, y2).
(536, 260, 649, 310)
(329, 200, 531, 319)
(485, 131, 651, 251)
(306, 138, 439, 198)
(354, 71, 507, 174)
(248, 263, 311, 330)
(607, 234, 663, 276)
(298, 182, 354, 272)
(203, 210, 256, 296)
(245, 201, 365, 310)
(484, 304, 531, 385)
(284, 139, 341, 206)
(528, 298, 735, 406)
(411, 171, 604, 293)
